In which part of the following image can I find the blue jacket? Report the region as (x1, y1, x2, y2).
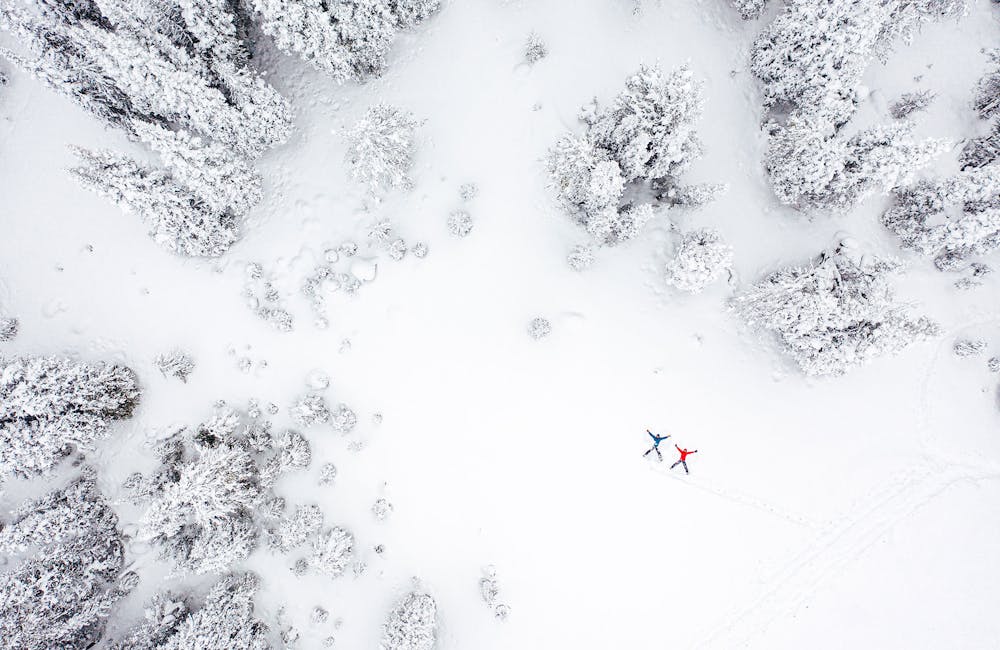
(647, 430, 670, 447)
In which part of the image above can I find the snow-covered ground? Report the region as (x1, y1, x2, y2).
(2, 1, 1000, 648)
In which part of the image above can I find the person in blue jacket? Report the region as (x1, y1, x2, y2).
(642, 429, 671, 461)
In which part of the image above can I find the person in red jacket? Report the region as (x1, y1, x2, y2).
(670, 445, 697, 474)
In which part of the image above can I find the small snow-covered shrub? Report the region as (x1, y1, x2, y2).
(290, 393, 357, 433)
(0, 355, 139, 481)
(347, 104, 419, 194)
(373, 497, 393, 521)
(665, 229, 733, 293)
(731, 0, 768, 20)
(881, 164, 1000, 270)
(988, 356, 1000, 372)
(0, 316, 17, 341)
(155, 350, 195, 382)
(527, 317, 551, 340)
(567, 244, 596, 271)
(268, 504, 323, 552)
(890, 90, 935, 119)
(732, 241, 938, 376)
(447, 210, 474, 237)
(309, 526, 354, 579)
(380, 592, 437, 650)
(525, 33, 547, 64)
(0, 470, 136, 650)
(112, 573, 270, 650)
(954, 338, 986, 357)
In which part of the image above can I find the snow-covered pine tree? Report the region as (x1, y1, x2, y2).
(247, 0, 439, 82)
(665, 228, 734, 293)
(588, 65, 705, 185)
(765, 114, 948, 212)
(882, 164, 1000, 270)
(0, 0, 292, 157)
(0, 355, 139, 482)
(750, 0, 955, 212)
(346, 104, 420, 194)
(546, 65, 717, 249)
(380, 591, 438, 650)
(732, 240, 939, 376)
(111, 573, 270, 650)
(0, 470, 137, 650)
(962, 51, 1000, 169)
(70, 145, 242, 258)
(127, 407, 310, 575)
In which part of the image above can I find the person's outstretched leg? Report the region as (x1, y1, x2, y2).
(682, 461, 689, 474)
(643, 447, 653, 458)
(670, 460, 681, 470)
(655, 447, 663, 462)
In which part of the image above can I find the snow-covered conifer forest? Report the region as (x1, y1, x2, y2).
(1, 0, 999, 647)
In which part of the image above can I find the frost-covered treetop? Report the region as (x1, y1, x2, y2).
(546, 64, 718, 251)
(346, 104, 420, 195)
(588, 64, 705, 183)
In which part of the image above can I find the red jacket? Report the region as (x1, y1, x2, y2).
(676, 445, 696, 461)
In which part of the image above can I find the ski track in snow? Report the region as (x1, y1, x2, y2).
(650, 463, 820, 530)
(692, 455, 1000, 649)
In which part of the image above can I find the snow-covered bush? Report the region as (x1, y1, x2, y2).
(567, 243, 596, 271)
(248, 0, 439, 81)
(665, 228, 733, 293)
(127, 407, 310, 574)
(0, 316, 17, 341)
(547, 65, 716, 249)
(953, 338, 986, 357)
(268, 503, 323, 552)
(380, 592, 437, 650)
(112, 573, 270, 650)
(155, 349, 196, 382)
(890, 90, 935, 119)
(525, 33, 547, 64)
(309, 526, 355, 578)
(881, 164, 1000, 270)
(731, 0, 768, 20)
(0, 355, 139, 481)
(732, 241, 939, 376)
(527, 317, 552, 340)
(0, 470, 136, 650)
(346, 104, 420, 194)
(447, 210, 475, 237)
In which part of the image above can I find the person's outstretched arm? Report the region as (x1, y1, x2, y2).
(691, 450, 698, 454)
(675, 444, 682, 452)
(647, 430, 656, 440)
